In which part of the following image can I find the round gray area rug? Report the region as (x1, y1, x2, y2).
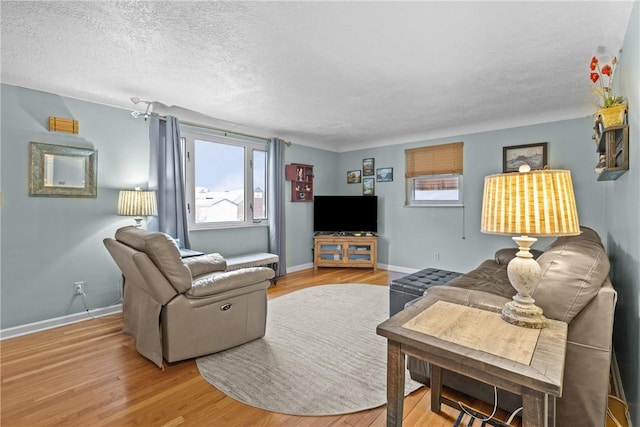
(196, 283, 422, 416)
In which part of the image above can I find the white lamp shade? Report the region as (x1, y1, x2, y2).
(481, 169, 580, 237)
(117, 189, 158, 217)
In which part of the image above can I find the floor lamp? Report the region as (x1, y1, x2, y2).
(480, 165, 580, 329)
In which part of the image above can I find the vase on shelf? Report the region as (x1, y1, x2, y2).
(597, 104, 628, 129)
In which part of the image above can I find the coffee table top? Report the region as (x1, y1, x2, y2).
(377, 296, 568, 397)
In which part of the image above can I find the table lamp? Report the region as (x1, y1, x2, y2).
(481, 165, 580, 328)
(117, 187, 158, 227)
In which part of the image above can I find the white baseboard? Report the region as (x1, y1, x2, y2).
(286, 262, 314, 273)
(380, 263, 420, 274)
(0, 304, 123, 340)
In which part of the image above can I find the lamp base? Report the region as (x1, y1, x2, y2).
(503, 235, 546, 329)
(502, 299, 546, 329)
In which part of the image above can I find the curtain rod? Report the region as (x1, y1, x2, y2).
(157, 115, 291, 146)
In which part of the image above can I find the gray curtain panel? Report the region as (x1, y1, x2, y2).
(268, 138, 286, 276)
(148, 114, 191, 249)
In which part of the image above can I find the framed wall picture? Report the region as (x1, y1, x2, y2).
(363, 158, 375, 176)
(29, 141, 98, 198)
(503, 142, 548, 172)
(376, 167, 393, 182)
(363, 177, 375, 195)
(347, 170, 361, 183)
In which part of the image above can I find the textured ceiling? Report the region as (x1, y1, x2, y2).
(0, 1, 635, 152)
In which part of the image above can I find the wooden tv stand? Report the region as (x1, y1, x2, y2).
(313, 234, 378, 270)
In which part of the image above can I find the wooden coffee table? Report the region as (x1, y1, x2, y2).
(376, 297, 567, 427)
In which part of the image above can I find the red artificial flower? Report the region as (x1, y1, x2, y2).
(589, 55, 625, 107)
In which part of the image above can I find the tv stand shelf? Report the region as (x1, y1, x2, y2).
(313, 235, 377, 270)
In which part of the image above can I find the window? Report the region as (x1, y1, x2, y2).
(405, 142, 463, 206)
(183, 131, 268, 229)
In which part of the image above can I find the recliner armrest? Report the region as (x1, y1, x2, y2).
(183, 253, 227, 277)
(187, 267, 275, 298)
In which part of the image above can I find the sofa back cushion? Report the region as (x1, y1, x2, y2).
(532, 226, 610, 323)
(446, 260, 515, 299)
(115, 226, 192, 293)
(494, 247, 543, 265)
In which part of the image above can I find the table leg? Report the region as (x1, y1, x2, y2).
(547, 396, 556, 427)
(522, 389, 551, 427)
(429, 364, 442, 413)
(386, 340, 405, 427)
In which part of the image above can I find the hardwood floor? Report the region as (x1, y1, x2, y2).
(1, 268, 518, 426)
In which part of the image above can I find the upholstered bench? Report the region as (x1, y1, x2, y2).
(389, 267, 462, 315)
(226, 252, 279, 284)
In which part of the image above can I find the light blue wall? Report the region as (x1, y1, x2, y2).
(1, 84, 149, 328)
(338, 118, 607, 273)
(189, 226, 270, 256)
(608, 1, 639, 424)
(0, 85, 619, 325)
(0, 84, 338, 328)
(284, 143, 339, 267)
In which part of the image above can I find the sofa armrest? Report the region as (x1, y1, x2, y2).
(187, 267, 275, 298)
(183, 253, 227, 277)
(424, 285, 511, 311)
(567, 280, 617, 349)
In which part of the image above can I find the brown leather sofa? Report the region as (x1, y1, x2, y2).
(104, 226, 275, 368)
(407, 226, 617, 427)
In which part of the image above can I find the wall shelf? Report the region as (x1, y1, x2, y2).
(594, 124, 629, 181)
(285, 163, 313, 202)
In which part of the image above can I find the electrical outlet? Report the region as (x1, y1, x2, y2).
(74, 281, 84, 295)
(434, 251, 440, 261)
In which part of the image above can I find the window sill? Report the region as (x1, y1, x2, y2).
(189, 221, 269, 231)
(403, 204, 465, 208)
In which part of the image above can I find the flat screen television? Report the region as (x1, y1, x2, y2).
(313, 195, 378, 233)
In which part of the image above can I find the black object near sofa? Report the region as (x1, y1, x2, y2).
(390, 268, 462, 315)
(389, 226, 617, 427)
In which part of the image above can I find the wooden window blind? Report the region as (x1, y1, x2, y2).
(405, 142, 463, 178)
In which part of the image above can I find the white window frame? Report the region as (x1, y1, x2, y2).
(405, 173, 464, 207)
(182, 130, 268, 230)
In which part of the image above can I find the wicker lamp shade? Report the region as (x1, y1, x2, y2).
(481, 169, 580, 237)
(117, 189, 158, 217)
(481, 168, 580, 329)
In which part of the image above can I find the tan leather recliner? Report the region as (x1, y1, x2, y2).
(104, 226, 275, 368)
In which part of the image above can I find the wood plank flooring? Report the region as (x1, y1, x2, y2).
(1, 268, 519, 426)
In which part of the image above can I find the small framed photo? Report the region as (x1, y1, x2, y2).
(347, 170, 361, 183)
(362, 158, 375, 176)
(363, 177, 375, 195)
(376, 167, 393, 182)
(503, 142, 548, 173)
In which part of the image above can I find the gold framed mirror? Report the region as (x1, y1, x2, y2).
(29, 142, 97, 198)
